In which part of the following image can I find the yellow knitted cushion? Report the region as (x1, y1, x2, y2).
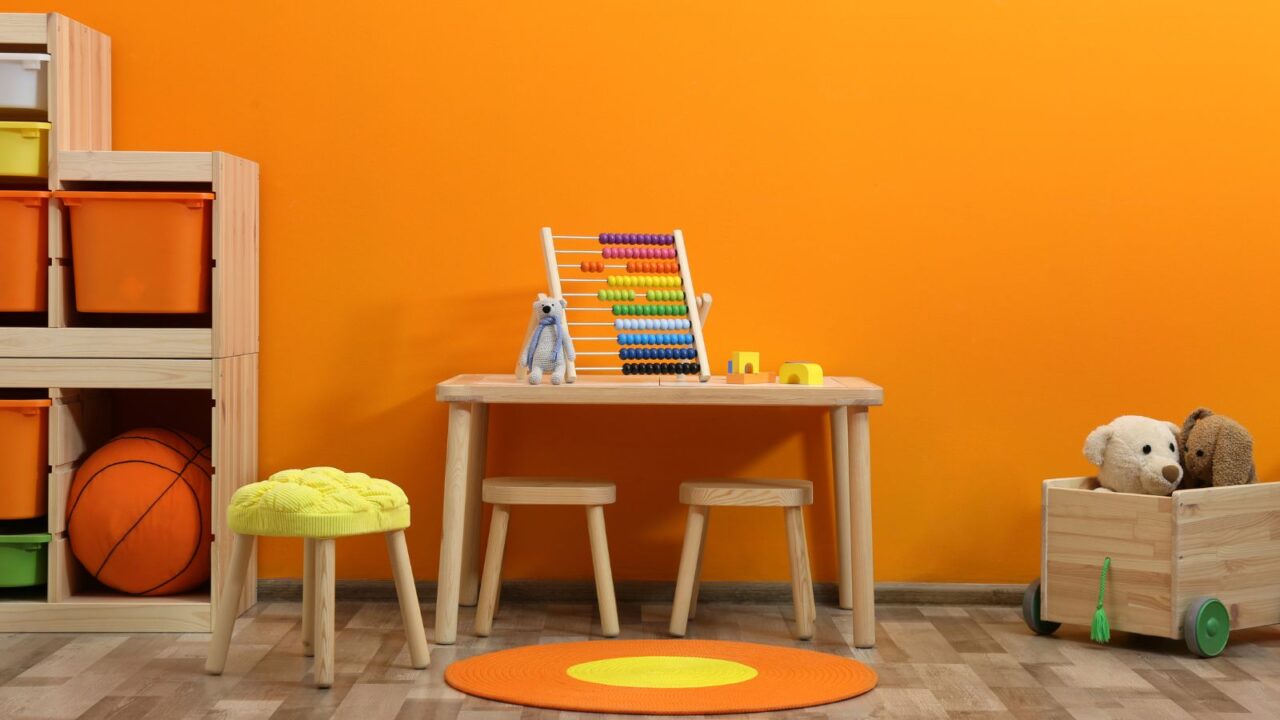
(228, 467, 410, 538)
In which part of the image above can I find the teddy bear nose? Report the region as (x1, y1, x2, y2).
(1162, 464, 1181, 483)
(541, 305, 551, 313)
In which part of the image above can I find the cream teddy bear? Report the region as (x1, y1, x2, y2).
(1084, 415, 1184, 495)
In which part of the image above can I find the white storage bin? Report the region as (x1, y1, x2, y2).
(0, 53, 51, 113)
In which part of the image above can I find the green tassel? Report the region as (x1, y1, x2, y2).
(1090, 556, 1111, 644)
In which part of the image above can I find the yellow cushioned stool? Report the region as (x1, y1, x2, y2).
(206, 468, 430, 687)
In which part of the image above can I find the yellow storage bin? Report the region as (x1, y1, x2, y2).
(0, 121, 51, 178)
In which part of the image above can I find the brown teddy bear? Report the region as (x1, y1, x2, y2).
(1180, 408, 1257, 489)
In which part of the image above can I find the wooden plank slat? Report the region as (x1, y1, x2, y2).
(211, 153, 260, 357)
(0, 12, 47, 44)
(211, 354, 260, 618)
(0, 327, 213, 358)
(0, 358, 213, 388)
(55, 151, 213, 183)
(436, 373, 884, 406)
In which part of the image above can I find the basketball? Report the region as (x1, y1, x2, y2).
(66, 427, 213, 596)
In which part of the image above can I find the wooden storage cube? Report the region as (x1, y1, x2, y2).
(30, 151, 259, 357)
(1041, 477, 1280, 640)
(0, 355, 257, 631)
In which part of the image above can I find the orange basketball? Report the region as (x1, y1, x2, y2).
(66, 428, 212, 596)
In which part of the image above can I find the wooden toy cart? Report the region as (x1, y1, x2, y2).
(1023, 477, 1280, 657)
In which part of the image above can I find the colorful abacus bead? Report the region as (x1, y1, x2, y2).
(647, 290, 685, 302)
(621, 362, 700, 375)
(626, 261, 679, 274)
(598, 289, 635, 301)
(580, 260, 606, 273)
(601, 246, 677, 259)
(618, 347, 699, 360)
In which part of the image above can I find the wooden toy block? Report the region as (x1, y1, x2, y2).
(779, 361, 823, 386)
(726, 372, 775, 384)
(730, 351, 761, 374)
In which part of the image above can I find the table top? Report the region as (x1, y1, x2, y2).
(436, 374, 883, 407)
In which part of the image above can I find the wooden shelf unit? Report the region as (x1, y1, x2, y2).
(0, 13, 111, 184)
(0, 151, 261, 357)
(0, 16, 259, 633)
(0, 355, 258, 632)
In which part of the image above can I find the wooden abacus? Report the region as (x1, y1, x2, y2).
(540, 227, 712, 382)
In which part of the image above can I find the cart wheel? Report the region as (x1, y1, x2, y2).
(1022, 579, 1060, 636)
(1184, 596, 1229, 658)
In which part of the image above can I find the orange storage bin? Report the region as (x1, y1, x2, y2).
(57, 191, 215, 313)
(0, 399, 52, 520)
(0, 191, 50, 312)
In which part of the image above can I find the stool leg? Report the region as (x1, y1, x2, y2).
(302, 538, 316, 657)
(689, 507, 711, 619)
(314, 538, 336, 688)
(386, 530, 430, 669)
(206, 533, 255, 675)
(784, 507, 815, 640)
(669, 505, 708, 637)
(585, 505, 620, 638)
(474, 504, 510, 637)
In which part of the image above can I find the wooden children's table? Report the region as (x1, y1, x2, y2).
(433, 374, 884, 647)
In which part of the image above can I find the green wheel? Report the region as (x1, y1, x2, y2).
(1022, 579, 1060, 636)
(1184, 596, 1230, 658)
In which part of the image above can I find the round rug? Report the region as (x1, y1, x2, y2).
(444, 639, 877, 715)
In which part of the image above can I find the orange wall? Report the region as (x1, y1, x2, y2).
(13, 1, 1280, 584)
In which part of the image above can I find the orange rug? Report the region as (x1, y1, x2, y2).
(444, 639, 877, 715)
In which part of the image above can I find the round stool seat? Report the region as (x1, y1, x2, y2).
(483, 477, 616, 506)
(679, 479, 813, 508)
(228, 467, 410, 538)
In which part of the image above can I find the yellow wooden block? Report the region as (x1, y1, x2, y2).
(730, 351, 761, 374)
(778, 362, 823, 386)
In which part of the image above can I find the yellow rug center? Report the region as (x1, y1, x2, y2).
(566, 655, 759, 689)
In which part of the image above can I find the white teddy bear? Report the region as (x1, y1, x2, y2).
(516, 294, 576, 385)
(1084, 415, 1184, 495)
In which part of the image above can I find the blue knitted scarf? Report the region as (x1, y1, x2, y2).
(524, 315, 562, 369)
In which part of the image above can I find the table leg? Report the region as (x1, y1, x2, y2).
(459, 403, 489, 606)
(849, 405, 875, 647)
(830, 406, 852, 610)
(435, 402, 473, 645)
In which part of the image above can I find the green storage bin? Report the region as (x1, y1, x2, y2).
(0, 532, 51, 587)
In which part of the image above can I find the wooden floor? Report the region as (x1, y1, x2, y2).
(1, 599, 1279, 719)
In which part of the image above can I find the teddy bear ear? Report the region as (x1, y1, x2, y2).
(1182, 408, 1213, 440)
(1083, 425, 1113, 465)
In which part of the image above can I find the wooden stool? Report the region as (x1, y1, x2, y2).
(670, 479, 816, 640)
(475, 477, 620, 638)
(206, 468, 430, 688)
